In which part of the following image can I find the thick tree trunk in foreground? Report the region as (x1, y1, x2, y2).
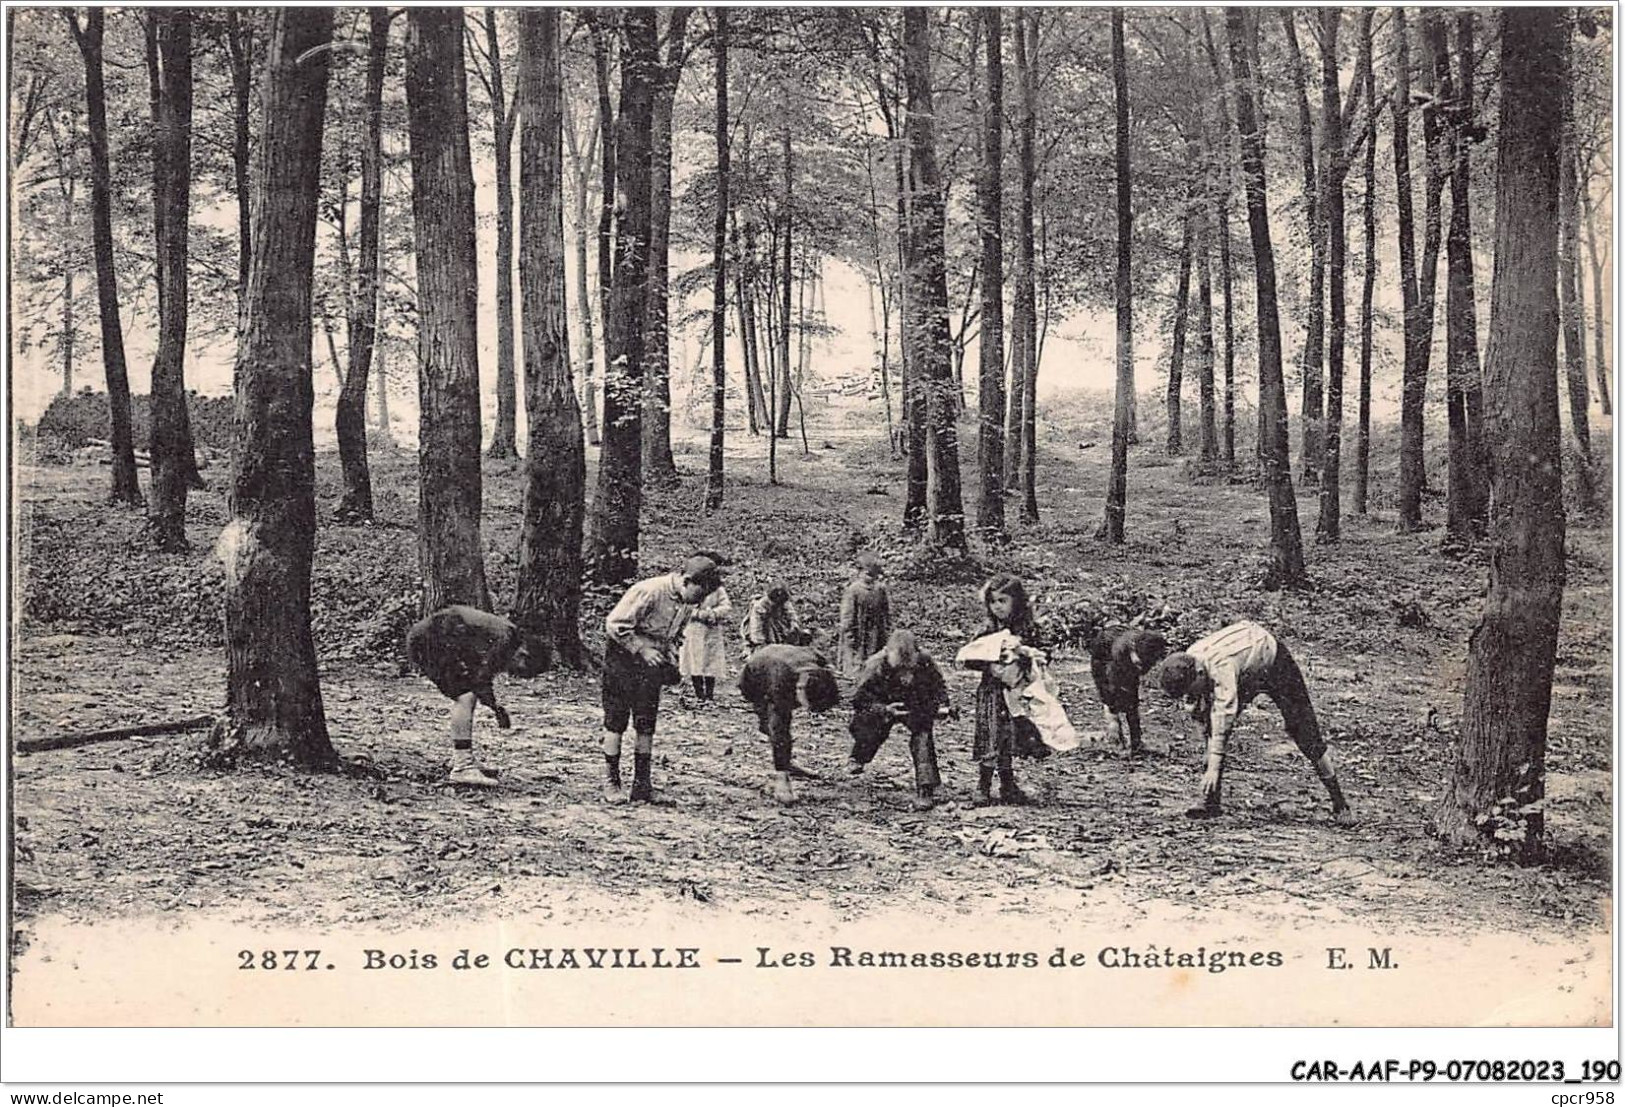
(335, 8, 388, 524)
(513, 8, 587, 668)
(1437, 8, 1565, 863)
(67, 9, 141, 506)
(1227, 8, 1306, 589)
(902, 8, 967, 553)
(1102, 8, 1132, 545)
(587, 9, 656, 587)
(146, 10, 195, 551)
(215, 8, 338, 769)
(406, 8, 490, 613)
(975, 7, 1006, 540)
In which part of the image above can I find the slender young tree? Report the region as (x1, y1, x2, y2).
(1354, 16, 1377, 516)
(1014, 10, 1040, 523)
(215, 7, 338, 769)
(1438, 8, 1566, 862)
(705, 7, 727, 512)
(563, 94, 601, 445)
(1443, 10, 1488, 542)
(477, 8, 520, 461)
(1316, 8, 1346, 541)
(512, 7, 587, 668)
(1101, 7, 1132, 546)
(1202, 12, 1237, 471)
(1579, 159, 1611, 415)
(405, 8, 490, 612)
(65, 9, 140, 506)
(1164, 202, 1193, 457)
(145, 10, 195, 551)
(334, 7, 390, 524)
(587, 12, 617, 386)
(642, 10, 691, 484)
(1196, 216, 1218, 471)
(975, 6, 1006, 540)
(1393, 10, 1425, 530)
(1282, 12, 1324, 486)
(586, 9, 657, 586)
(902, 7, 967, 553)
(1227, 7, 1306, 589)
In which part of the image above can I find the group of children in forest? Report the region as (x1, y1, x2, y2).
(406, 551, 1356, 825)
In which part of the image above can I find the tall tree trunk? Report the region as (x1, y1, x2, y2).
(405, 8, 490, 613)
(587, 9, 656, 587)
(513, 8, 587, 668)
(335, 8, 388, 524)
(66, 9, 141, 506)
(1203, 12, 1237, 471)
(1559, 59, 1595, 514)
(565, 99, 601, 445)
(1227, 7, 1307, 589)
(1102, 7, 1132, 545)
(225, 9, 254, 311)
(776, 115, 794, 440)
(374, 340, 392, 440)
(863, 137, 897, 455)
(145, 10, 194, 551)
(900, 139, 928, 530)
(1165, 200, 1193, 457)
(975, 6, 1006, 540)
(705, 8, 728, 512)
(735, 212, 768, 433)
(1354, 17, 1376, 516)
(1437, 8, 1565, 862)
(1315, 8, 1345, 542)
(1580, 166, 1611, 415)
(215, 7, 337, 769)
(1196, 215, 1218, 470)
(588, 13, 617, 405)
(902, 7, 966, 553)
(642, 11, 689, 484)
(1443, 10, 1488, 543)
(1014, 9, 1040, 523)
(1393, 11, 1426, 529)
(485, 8, 520, 461)
(1282, 12, 1324, 486)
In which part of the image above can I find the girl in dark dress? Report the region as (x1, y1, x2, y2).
(963, 574, 1049, 806)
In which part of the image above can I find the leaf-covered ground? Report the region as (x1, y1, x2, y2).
(10, 397, 1613, 950)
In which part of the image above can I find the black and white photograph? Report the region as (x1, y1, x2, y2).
(2, 1, 1615, 1049)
